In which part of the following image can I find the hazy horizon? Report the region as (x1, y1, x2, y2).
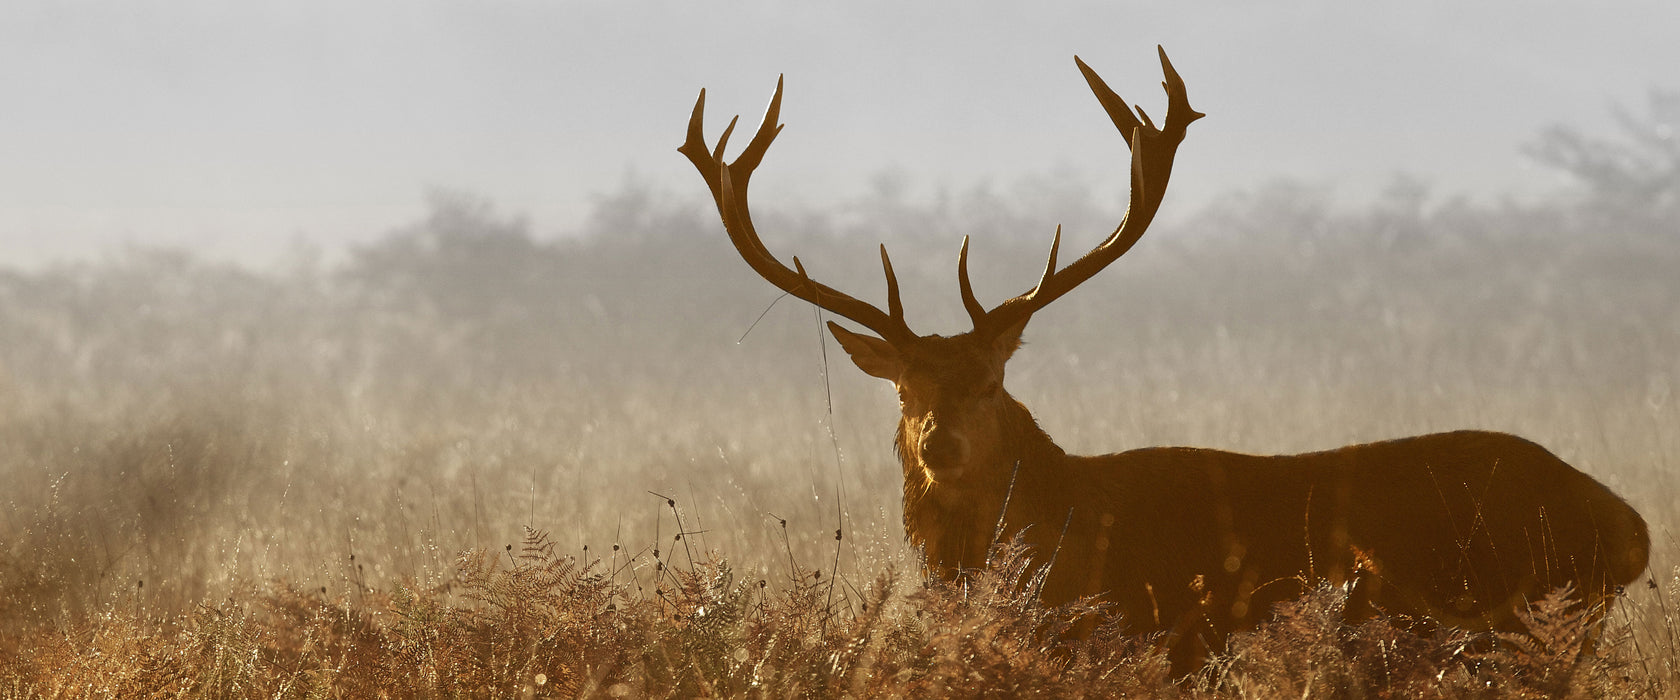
(3, 1, 1677, 268)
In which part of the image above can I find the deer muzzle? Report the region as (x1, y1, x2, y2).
(918, 422, 971, 480)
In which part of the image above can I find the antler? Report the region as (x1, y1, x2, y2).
(679, 78, 916, 345)
(962, 46, 1204, 335)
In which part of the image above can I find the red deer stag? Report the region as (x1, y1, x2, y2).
(679, 47, 1649, 669)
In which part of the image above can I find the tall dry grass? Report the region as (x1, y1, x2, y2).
(1, 153, 1677, 694)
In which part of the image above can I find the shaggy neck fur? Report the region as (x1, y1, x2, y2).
(897, 394, 1065, 578)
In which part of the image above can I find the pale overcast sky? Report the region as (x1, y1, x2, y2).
(2, 1, 1676, 267)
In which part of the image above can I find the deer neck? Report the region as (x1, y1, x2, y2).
(898, 394, 1064, 576)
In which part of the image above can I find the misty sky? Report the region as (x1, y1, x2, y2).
(2, 1, 1676, 268)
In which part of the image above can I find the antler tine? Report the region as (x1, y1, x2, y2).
(681, 77, 915, 344)
(879, 244, 905, 325)
(1032, 226, 1063, 296)
(1074, 55, 1143, 145)
(956, 236, 987, 327)
(712, 115, 738, 162)
(974, 46, 1201, 335)
(1158, 45, 1206, 131)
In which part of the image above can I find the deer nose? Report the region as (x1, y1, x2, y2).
(920, 425, 970, 472)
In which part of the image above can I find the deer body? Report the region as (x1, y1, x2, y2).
(842, 321, 1646, 665)
(905, 424, 1647, 653)
(679, 46, 1649, 669)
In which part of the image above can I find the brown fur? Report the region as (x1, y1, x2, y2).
(831, 325, 1649, 671)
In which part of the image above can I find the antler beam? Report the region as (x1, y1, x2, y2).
(964, 45, 1204, 335)
(679, 78, 916, 345)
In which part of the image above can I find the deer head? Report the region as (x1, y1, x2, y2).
(679, 46, 1202, 491)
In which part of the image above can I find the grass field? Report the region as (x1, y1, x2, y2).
(1, 173, 1676, 695)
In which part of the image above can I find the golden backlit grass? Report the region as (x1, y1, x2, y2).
(4, 527, 1674, 697)
(2, 180, 1677, 696)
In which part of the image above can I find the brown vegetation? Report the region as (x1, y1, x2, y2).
(1, 528, 1664, 697)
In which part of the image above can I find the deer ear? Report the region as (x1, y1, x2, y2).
(993, 316, 1030, 361)
(827, 321, 903, 381)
